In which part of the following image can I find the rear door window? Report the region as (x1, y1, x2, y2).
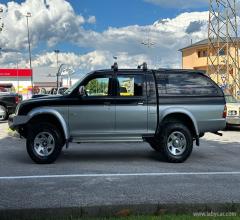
(117, 75, 144, 97)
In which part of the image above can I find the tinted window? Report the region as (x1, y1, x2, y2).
(156, 73, 219, 96)
(117, 75, 143, 97)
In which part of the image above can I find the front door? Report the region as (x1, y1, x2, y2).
(114, 73, 148, 138)
(69, 73, 115, 140)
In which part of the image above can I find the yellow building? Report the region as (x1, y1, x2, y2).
(179, 39, 240, 97)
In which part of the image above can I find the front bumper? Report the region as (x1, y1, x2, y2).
(226, 116, 240, 125)
(8, 114, 29, 130)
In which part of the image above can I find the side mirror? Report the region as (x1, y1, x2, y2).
(79, 86, 86, 96)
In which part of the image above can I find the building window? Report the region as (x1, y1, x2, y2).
(198, 51, 201, 58)
(202, 50, 207, 57)
(197, 49, 208, 58)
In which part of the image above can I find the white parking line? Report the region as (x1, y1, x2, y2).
(1, 171, 240, 180)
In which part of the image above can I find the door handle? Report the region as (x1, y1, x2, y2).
(104, 102, 111, 105)
(138, 102, 144, 105)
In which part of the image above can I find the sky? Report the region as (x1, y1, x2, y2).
(0, 0, 211, 75)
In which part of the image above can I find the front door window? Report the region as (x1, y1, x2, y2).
(85, 77, 110, 96)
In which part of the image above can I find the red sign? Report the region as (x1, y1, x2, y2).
(0, 69, 32, 77)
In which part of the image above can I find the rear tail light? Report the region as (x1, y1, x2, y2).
(223, 105, 227, 118)
(15, 96, 20, 104)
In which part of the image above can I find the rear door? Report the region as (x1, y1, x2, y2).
(114, 72, 148, 137)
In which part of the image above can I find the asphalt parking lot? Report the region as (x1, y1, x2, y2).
(0, 121, 240, 211)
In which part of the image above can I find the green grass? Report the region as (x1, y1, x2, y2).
(73, 215, 240, 220)
(10, 214, 240, 220)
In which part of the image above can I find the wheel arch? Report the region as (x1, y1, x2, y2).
(27, 108, 69, 141)
(159, 109, 199, 138)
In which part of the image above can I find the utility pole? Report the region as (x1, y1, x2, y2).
(207, 0, 240, 98)
(0, 7, 3, 33)
(54, 49, 60, 89)
(25, 12, 33, 93)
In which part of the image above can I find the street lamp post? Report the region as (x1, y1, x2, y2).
(25, 12, 33, 93)
(57, 63, 65, 89)
(54, 49, 60, 89)
(0, 7, 4, 32)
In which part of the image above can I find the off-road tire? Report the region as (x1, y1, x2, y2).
(148, 138, 162, 152)
(150, 122, 193, 163)
(26, 122, 64, 164)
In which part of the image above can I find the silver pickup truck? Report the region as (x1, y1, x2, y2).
(9, 64, 226, 164)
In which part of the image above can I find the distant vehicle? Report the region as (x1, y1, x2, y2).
(32, 87, 49, 98)
(0, 91, 21, 121)
(0, 83, 16, 94)
(9, 63, 226, 164)
(57, 87, 68, 95)
(225, 95, 240, 126)
(32, 87, 68, 98)
(49, 87, 68, 95)
(0, 83, 22, 121)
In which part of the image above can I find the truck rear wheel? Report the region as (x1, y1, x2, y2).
(26, 122, 64, 164)
(152, 122, 193, 163)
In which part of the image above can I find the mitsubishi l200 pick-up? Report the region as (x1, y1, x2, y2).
(9, 63, 226, 164)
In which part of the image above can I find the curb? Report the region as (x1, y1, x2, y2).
(0, 203, 239, 219)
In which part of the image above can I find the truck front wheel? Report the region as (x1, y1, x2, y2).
(151, 123, 193, 163)
(26, 122, 64, 164)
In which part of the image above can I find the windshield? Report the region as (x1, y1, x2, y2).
(225, 95, 238, 103)
(64, 75, 86, 95)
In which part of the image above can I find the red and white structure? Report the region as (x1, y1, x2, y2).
(0, 69, 32, 99)
(0, 67, 79, 99)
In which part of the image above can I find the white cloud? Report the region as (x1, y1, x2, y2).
(0, 50, 150, 75)
(144, 0, 209, 9)
(0, 0, 211, 74)
(87, 15, 96, 24)
(0, 0, 92, 49)
(73, 11, 209, 69)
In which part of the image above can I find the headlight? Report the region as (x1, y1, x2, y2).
(228, 110, 237, 116)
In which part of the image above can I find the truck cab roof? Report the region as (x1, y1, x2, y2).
(94, 68, 205, 75)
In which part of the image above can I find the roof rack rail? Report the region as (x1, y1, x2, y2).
(111, 62, 118, 71)
(137, 62, 147, 71)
